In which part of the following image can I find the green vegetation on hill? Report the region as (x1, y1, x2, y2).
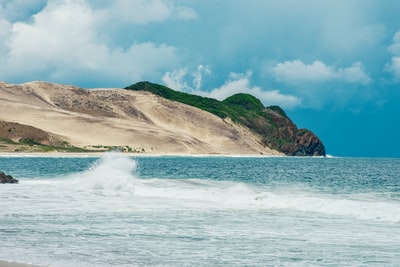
(126, 81, 232, 119)
(125, 81, 325, 156)
(126, 82, 267, 124)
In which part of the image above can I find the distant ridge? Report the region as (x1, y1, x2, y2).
(126, 81, 325, 156)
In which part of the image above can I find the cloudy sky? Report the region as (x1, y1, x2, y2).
(1, 0, 400, 157)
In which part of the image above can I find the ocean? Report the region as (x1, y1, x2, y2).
(0, 154, 399, 266)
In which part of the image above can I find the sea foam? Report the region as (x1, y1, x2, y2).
(44, 153, 400, 222)
(70, 152, 137, 195)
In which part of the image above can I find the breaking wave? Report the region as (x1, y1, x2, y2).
(69, 152, 137, 195)
(54, 153, 400, 222)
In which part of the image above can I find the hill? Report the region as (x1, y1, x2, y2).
(0, 81, 279, 155)
(0, 80, 325, 155)
(125, 82, 325, 156)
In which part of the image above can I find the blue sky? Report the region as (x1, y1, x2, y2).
(1, 0, 400, 157)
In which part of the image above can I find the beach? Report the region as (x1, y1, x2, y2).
(0, 260, 45, 267)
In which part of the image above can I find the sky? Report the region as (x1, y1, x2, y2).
(1, 0, 400, 157)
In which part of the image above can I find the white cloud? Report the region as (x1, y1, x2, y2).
(8, 0, 99, 66)
(337, 62, 371, 84)
(162, 68, 189, 91)
(1, 0, 179, 85)
(272, 60, 334, 83)
(387, 57, 400, 79)
(174, 6, 197, 20)
(192, 64, 211, 90)
(388, 31, 400, 55)
(109, 0, 197, 24)
(272, 60, 371, 85)
(386, 31, 400, 80)
(163, 69, 301, 109)
(162, 64, 211, 92)
(204, 72, 301, 110)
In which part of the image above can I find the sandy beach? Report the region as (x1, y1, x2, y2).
(0, 151, 283, 158)
(0, 260, 45, 267)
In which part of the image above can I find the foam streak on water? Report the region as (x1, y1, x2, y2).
(1, 154, 400, 266)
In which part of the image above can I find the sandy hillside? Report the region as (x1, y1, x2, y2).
(0, 81, 281, 155)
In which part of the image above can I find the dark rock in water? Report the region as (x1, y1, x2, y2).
(0, 172, 18, 184)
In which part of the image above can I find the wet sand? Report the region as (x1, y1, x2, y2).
(0, 260, 45, 267)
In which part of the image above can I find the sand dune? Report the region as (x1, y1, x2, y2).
(0, 81, 281, 155)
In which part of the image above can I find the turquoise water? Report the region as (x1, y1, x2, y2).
(1, 154, 400, 266)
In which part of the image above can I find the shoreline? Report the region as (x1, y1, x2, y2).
(0, 260, 45, 267)
(0, 151, 284, 158)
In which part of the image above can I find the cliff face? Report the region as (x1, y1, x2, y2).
(291, 130, 326, 156)
(259, 107, 325, 156)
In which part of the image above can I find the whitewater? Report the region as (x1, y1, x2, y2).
(1, 154, 400, 266)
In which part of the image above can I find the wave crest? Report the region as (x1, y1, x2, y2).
(72, 153, 137, 195)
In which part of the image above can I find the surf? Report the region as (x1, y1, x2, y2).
(69, 152, 137, 195)
(1, 154, 400, 267)
(36, 153, 398, 223)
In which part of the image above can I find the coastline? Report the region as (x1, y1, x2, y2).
(0, 151, 284, 158)
(0, 260, 45, 267)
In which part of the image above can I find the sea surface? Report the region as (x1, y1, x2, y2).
(0, 154, 399, 266)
